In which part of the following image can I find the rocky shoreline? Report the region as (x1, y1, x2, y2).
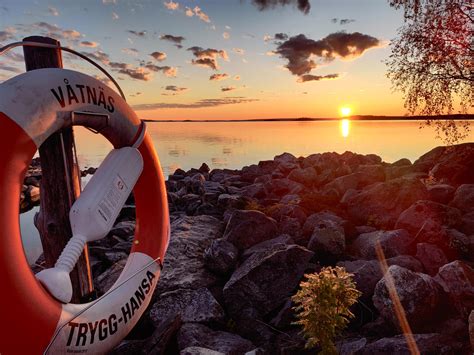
(27, 143, 474, 354)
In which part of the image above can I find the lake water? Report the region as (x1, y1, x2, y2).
(21, 120, 474, 264)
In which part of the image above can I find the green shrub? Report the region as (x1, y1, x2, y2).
(292, 266, 361, 354)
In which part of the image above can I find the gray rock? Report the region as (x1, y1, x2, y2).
(358, 333, 464, 355)
(180, 347, 224, 355)
(427, 184, 455, 204)
(416, 243, 448, 276)
(451, 184, 474, 213)
(395, 200, 462, 245)
(307, 219, 345, 260)
(241, 234, 293, 261)
(337, 338, 367, 355)
(287, 167, 318, 186)
(302, 211, 345, 238)
(345, 177, 427, 227)
(386, 255, 423, 272)
(351, 229, 413, 259)
(460, 212, 474, 235)
(264, 178, 304, 197)
(177, 323, 254, 355)
(223, 210, 278, 250)
(217, 194, 247, 210)
(278, 217, 301, 239)
(280, 193, 301, 205)
(149, 288, 225, 325)
(109, 220, 136, 239)
(240, 183, 265, 199)
(274, 152, 297, 165)
(373, 266, 441, 332)
(265, 203, 306, 224)
(356, 164, 386, 183)
(428, 143, 474, 185)
(392, 158, 412, 167)
(95, 259, 127, 295)
(203, 239, 239, 275)
(435, 260, 474, 318)
(223, 244, 314, 317)
(156, 215, 223, 294)
(337, 259, 382, 300)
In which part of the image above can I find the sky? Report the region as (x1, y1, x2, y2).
(0, 0, 411, 120)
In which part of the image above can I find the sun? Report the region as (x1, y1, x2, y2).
(339, 106, 352, 117)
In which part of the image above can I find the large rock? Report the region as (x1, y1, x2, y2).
(416, 243, 448, 276)
(156, 215, 223, 294)
(413, 146, 447, 172)
(223, 210, 278, 250)
(177, 323, 254, 355)
(350, 229, 413, 259)
(241, 234, 293, 261)
(451, 184, 474, 214)
(460, 212, 474, 235)
(181, 347, 224, 355)
(427, 184, 455, 204)
(373, 266, 441, 332)
(149, 288, 225, 325)
(395, 200, 462, 245)
(223, 244, 314, 317)
(264, 178, 304, 197)
(345, 177, 427, 227)
(429, 143, 474, 185)
(358, 333, 464, 355)
(287, 167, 318, 186)
(203, 239, 239, 275)
(435, 260, 474, 318)
(307, 219, 345, 260)
(302, 211, 345, 238)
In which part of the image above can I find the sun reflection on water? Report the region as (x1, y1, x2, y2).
(340, 118, 350, 138)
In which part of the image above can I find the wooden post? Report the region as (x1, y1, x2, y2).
(23, 36, 94, 303)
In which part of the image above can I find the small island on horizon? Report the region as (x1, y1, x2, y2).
(143, 114, 474, 123)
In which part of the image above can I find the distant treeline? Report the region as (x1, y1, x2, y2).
(143, 114, 474, 123)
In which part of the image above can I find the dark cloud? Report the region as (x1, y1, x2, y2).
(160, 34, 185, 46)
(150, 51, 167, 61)
(0, 63, 21, 73)
(28, 22, 81, 41)
(132, 97, 259, 110)
(188, 46, 229, 70)
(331, 18, 356, 25)
(297, 73, 339, 82)
(128, 30, 147, 37)
(165, 85, 188, 92)
(117, 67, 151, 81)
(109, 62, 128, 69)
(251, 0, 310, 14)
(81, 50, 110, 64)
(274, 33, 288, 41)
(221, 86, 236, 92)
(80, 41, 99, 47)
(210, 73, 229, 81)
(275, 32, 381, 76)
(143, 63, 177, 77)
(0, 28, 15, 42)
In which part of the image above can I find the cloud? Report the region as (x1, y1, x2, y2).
(275, 32, 382, 76)
(221, 86, 236, 92)
(331, 18, 356, 25)
(27, 22, 82, 42)
(297, 73, 339, 82)
(188, 46, 229, 70)
(102, 0, 117, 4)
(164, 85, 188, 93)
(251, 0, 310, 14)
(209, 73, 229, 81)
(80, 41, 99, 48)
(263, 34, 273, 42)
(0, 27, 15, 42)
(0, 63, 21, 73)
(118, 67, 152, 81)
(160, 34, 185, 48)
(143, 63, 178, 77)
(5, 52, 23, 62)
(93, 75, 112, 86)
(112, 11, 119, 20)
(132, 96, 259, 110)
(62, 30, 81, 40)
(234, 75, 241, 81)
(150, 51, 167, 61)
(274, 33, 288, 41)
(164, 1, 179, 10)
(128, 30, 147, 37)
(48, 6, 59, 16)
(193, 6, 210, 23)
(130, 92, 142, 97)
(81, 50, 110, 64)
(185, 7, 194, 17)
(122, 48, 139, 56)
(233, 48, 245, 55)
(223, 32, 230, 40)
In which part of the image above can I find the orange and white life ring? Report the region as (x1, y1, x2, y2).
(0, 68, 170, 354)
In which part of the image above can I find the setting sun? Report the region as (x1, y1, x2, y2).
(340, 107, 352, 117)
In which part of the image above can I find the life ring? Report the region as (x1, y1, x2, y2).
(0, 68, 170, 354)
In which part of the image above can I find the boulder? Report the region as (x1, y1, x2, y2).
(241, 234, 293, 261)
(373, 266, 441, 332)
(199, 163, 210, 174)
(385, 165, 414, 180)
(336, 338, 367, 355)
(345, 177, 427, 228)
(435, 260, 474, 318)
(258, 160, 280, 175)
(278, 217, 301, 239)
(223, 244, 314, 317)
(177, 323, 254, 355)
(416, 243, 448, 276)
(156, 215, 223, 294)
(264, 178, 304, 197)
(395, 200, 462, 246)
(95, 259, 127, 295)
(240, 183, 265, 199)
(265, 203, 306, 224)
(359, 334, 464, 355)
(413, 145, 447, 173)
(307, 219, 345, 260)
(451, 184, 474, 213)
(274, 152, 297, 165)
(149, 288, 225, 325)
(392, 158, 412, 167)
(287, 167, 318, 186)
(302, 211, 345, 238)
(203, 239, 239, 275)
(356, 164, 386, 183)
(181, 347, 224, 355)
(217, 194, 247, 210)
(429, 143, 474, 185)
(223, 210, 278, 250)
(350, 229, 413, 259)
(427, 184, 455, 204)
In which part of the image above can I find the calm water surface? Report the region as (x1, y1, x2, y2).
(22, 120, 474, 263)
